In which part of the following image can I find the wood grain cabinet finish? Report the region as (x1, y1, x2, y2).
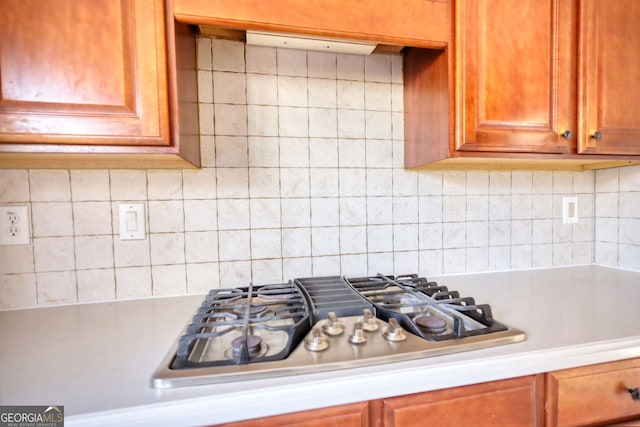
(210, 401, 370, 427)
(372, 375, 544, 427)
(404, 0, 640, 169)
(0, 0, 199, 169)
(173, 0, 450, 49)
(578, 0, 640, 155)
(546, 358, 640, 427)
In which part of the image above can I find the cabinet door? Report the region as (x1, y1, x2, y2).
(578, 0, 640, 155)
(456, 0, 576, 154)
(377, 375, 544, 427)
(0, 0, 170, 147)
(211, 401, 369, 427)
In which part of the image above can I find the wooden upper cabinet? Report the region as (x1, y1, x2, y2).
(455, 0, 576, 155)
(173, 0, 450, 49)
(578, 0, 640, 155)
(0, 0, 200, 168)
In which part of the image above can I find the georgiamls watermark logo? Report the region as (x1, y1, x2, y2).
(0, 405, 64, 427)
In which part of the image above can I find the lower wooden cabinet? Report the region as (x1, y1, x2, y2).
(546, 358, 640, 427)
(211, 401, 370, 427)
(210, 358, 640, 427)
(373, 375, 544, 427)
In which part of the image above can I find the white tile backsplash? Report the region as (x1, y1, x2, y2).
(2, 37, 639, 310)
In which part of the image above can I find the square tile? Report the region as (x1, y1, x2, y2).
(309, 138, 338, 167)
(182, 200, 218, 231)
(531, 244, 553, 268)
(311, 226, 339, 256)
(443, 248, 466, 274)
(367, 169, 392, 197)
(219, 261, 252, 286)
(466, 247, 489, 272)
(150, 233, 185, 265)
(365, 54, 391, 82)
(368, 224, 393, 252)
(152, 264, 187, 296)
(196, 37, 212, 70)
(199, 103, 215, 135)
(595, 168, 619, 192)
(340, 197, 367, 226)
(489, 221, 511, 246)
(113, 238, 150, 267)
(0, 244, 34, 274)
(337, 109, 366, 138)
(337, 80, 365, 109)
(247, 73, 278, 105)
(75, 235, 114, 269)
(442, 223, 465, 249)
(310, 168, 339, 197)
(36, 271, 77, 305)
(277, 48, 307, 76)
(311, 197, 339, 227)
(246, 45, 277, 74)
(419, 249, 443, 275)
(392, 196, 418, 224)
(217, 168, 249, 198)
(392, 84, 404, 113)
(282, 257, 312, 278)
(197, 69, 213, 103)
(148, 201, 184, 233)
(278, 76, 308, 107)
(340, 254, 368, 276)
(552, 243, 572, 266)
(279, 107, 309, 137)
(185, 231, 219, 263)
(489, 171, 511, 195)
(338, 139, 366, 167)
(308, 51, 336, 78)
(312, 255, 341, 276)
(115, 266, 152, 299)
(442, 196, 466, 222)
(466, 171, 489, 195)
(0, 273, 37, 309)
(110, 170, 147, 200)
(77, 269, 116, 302)
(308, 78, 337, 108)
(147, 170, 183, 200)
(511, 245, 533, 269)
(32, 202, 73, 237)
(217, 199, 250, 230)
(183, 168, 217, 200)
(200, 135, 217, 167)
(252, 259, 283, 284)
(0, 170, 29, 202)
(489, 246, 511, 271)
(340, 226, 367, 254)
(251, 229, 282, 259)
(282, 228, 311, 258)
(211, 39, 245, 72)
(511, 195, 533, 220)
(365, 111, 392, 139)
(309, 108, 338, 138)
(249, 168, 281, 198)
(419, 223, 442, 250)
(213, 71, 246, 104)
(443, 171, 466, 195)
(619, 165, 640, 192)
(34, 237, 75, 272)
(466, 221, 489, 247)
(364, 82, 391, 111)
(418, 196, 443, 223)
(29, 170, 71, 202)
(511, 171, 533, 194)
(366, 139, 393, 168)
(280, 168, 310, 198)
(552, 171, 573, 194)
(367, 196, 393, 225)
(215, 136, 249, 167)
(368, 252, 394, 275)
(218, 230, 251, 261)
(418, 171, 443, 196)
(337, 54, 364, 80)
(280, 137, 310, 167)
(391, 55, 403, 84)
(466, 195, 489, 221)
(532, 219, 553, 244)
(71, 170, 110, 201)
(489, 195, 511, 220)
(393, 170, 418, 196)
(281, 198, 311, 228)
(250, 198, 282, 229)
(393, 224, 419, 251)
(249, 137, 280, 167)
(214, 104, 248, 136)
(511, 220, 532, 245)
(187, 262, 220, 293)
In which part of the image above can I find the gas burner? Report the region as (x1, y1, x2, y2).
(415, 315, 447, 334)
(233, 304, 266, 316)
(225, 335, 268, 360)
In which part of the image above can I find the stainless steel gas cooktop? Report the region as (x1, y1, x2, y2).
(152, 274, 525, 388)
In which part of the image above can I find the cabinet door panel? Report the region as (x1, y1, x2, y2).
(380, 375, 544, 427)
(0, 0, 169, 146)
(456, 0, 575, 154)
(579, 0, 640, 154)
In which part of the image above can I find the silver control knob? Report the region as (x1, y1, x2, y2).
(322, 312, 345, 336)
(304, 328, 330, 352)
(360, 308, 379, 332)
(348, 322, 367, 344)
(382, 318, 407, 342)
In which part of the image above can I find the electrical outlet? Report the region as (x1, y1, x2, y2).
(0, 205, 30, 245)
(562, 197, 578, 224)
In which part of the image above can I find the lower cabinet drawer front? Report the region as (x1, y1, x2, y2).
(379, 375, 543, 427)
(547, 358, 640, 427)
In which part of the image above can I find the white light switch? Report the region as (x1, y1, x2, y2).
(119, 203, 145, 240)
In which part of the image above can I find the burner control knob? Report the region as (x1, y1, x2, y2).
(348, 322, 367, 344)
(304, 328, 330, 352)
(322, 312, 345, 336)
(360, 308, 380, 332)
(382, 318, 408, 342)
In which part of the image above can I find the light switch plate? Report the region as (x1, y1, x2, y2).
(562, 197, 578, 224)
(118, 203, 145, 240)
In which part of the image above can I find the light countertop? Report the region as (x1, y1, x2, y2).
(1, 265, 640, 426)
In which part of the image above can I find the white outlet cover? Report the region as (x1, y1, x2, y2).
(0, 205, 30, 245)
(562, 197, 578, 224)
